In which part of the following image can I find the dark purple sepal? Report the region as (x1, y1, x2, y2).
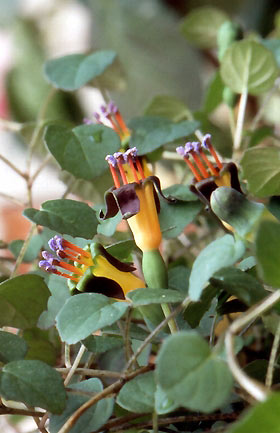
(74, 267, 125, 300)
(190, 178, 218, 205)
(147, 176, 177, 206)
(92, 243, 136, 272)
(221, 162, 243, 194)
(100, 183, 140, 220)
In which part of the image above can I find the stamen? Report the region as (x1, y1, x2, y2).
(55, 259, 84, 276)
(57, 249, 90, 266)
(184, 156, 202, 181)
(52, 269, 79, 282)
(127, 155, 140, 183)
(199, 151, 219, 176)
(106, 155, 121, 188)
(190, 142, 209, 179)
(202, 134, 223, 170)
(62, 240, 91, 258)
(114, 152, 128, 185)
(135, 158, 146, 181)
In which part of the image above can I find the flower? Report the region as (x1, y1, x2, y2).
(176, 134, 242, 205)
(84, 101, 131, 146)
(101, 147, 174, 252)
(39, 235, 145, 300)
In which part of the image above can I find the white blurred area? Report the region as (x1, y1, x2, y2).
(0, 0, 105, 240)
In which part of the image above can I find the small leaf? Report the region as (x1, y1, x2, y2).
(227, 393, 280, 433)
(0, 331, 28, 363)
(184, 285, 218, 328)
(129, 116, 199, 155)
(156, 331, 233, 412)
(255, 221, 280, 287)
(105, 240, 135, 262)
(210, 187, 265, 237)
(0, 360, 66, 414)
(220, 40, 278, 95)
(23, 199, 98, 239)
(168, 266, 190, 295)
(162, 184, 198, 202)
(203, 72, 225, 114)
(44, 123, 120, 181)
(246, 126, 274, 148)
(127, 288, 184, 307)
(155, 384, 179, 415)
(262, 39, 280, 67)
(159, 193, 202, 239)
(8, 234, 43, 262)
(83, 335, 123, 354)
(49, 378, 114, 433)
(44, 50, 116, 91)
(180, 7, 228, 49)
(240, 147, 280, 197)
(144, 95, 190, 122)
(189, 235, 245, 301)
(117, 371, 156, 413)
(22, 328, 57, 366)
(56, 294, 129, 344)
(0, 275, 50, 329)
(210, 267, 267, 306)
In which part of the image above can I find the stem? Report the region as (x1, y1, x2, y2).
(266, 318, 280, 388)
(0, 154, 26, 178)
(229, 106, 236, 142)
(225, 290, 280, 401)
(57, 368, 123, 379)
(64, 343, 72, 369)
(29, 154, 52, 184)
(10, 223, 37, 277)
(0, 191, 25, 206)
(234, 89, 248, 150)
(152, 410, 158, 433)
(57, 366, 152, 433)
(64, 344, 87, 386)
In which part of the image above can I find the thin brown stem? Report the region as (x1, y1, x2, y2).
(10, 223, 37, 277)
(0, 154, 26, 178)
(57, 368, 122, 379)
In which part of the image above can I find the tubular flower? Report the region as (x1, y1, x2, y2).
(176, 134, 243, 205)
(84, 101, 131, 146)
(101, 148, 173, 252)
(39, 235, 145, 300)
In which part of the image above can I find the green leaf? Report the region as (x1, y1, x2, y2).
(240, 147, 280, 197)
(8, 234, 43, 262)
(105, 240, 135, 262)
(38, 274, 71, 329)
(159, 193, 202, 239)
(246, 126, 274, 148)
(0, 360, 66, 414)
(227, 393, 280, 433)
(189, 235, 246, 301)
(117, 371, 156, 413)
(49, 378, 114, 433)
(22, 328, 57, 366)
(44, 123, 120, 181)
(56, 294, 129, 344)
(220, 40, 278, 95)
(255, 221, 280, 287)
(23, 199, 98, 239)
(180, 7, 228, 49)
(203, 72, 225, 114)
(0, 274, 50, 329)
(184, 285, 218, 328)
(156, 331, 233, 412)
(97, 211, 122, 237)
(162, 184, 198, 202)
(44, 50, 116, 91)
(210, 187, 265, 237)
(0, 331, 28, 363)
(127, 288, 184, 307)
(144, 95, 190, 122)
(262, 39, 280, 67)
(168, 265, 190, 295)
(129, 116, 199, 155)
(155, 384, 179, 415)
(268, 196, 280, 221)
(210, 267, 267, 306)
(83, 335, 123, 354)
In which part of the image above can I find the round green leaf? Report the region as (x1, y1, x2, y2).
(0, 275, 50, 329)
(23, 199, 98, 239)
(0, 331, 28, 364)
(83, 335, 123, 354)
(144, 95, 190, 122)
(49, 378, 114, 433)
(0, 360, 66, 414)
(180, 7, 228, 49)
(156, 331, 233, 413)
(8, 234, 43, 262)
(129, 116, 199, 155)
(240, 147, 280, 197)
(255, 221, 280, 287)
(44, 50, 116, 91)
(56, 293, 129, 344)
(220, 40, 278, 95)
(44, 123, 120, 181)
(127, 288, 184, 307)
(117, 371, 156, 413)
(189, 235, 246, 301)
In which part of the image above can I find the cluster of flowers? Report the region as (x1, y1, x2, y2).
(39, 102, 242, 300)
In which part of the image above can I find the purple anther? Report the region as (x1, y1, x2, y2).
(114, 152, 125, 163)
(48, 235, 64, 252)
(185, 142, 194, 153)
(42, 251, 56, 264)
(107, 100, 118, 114)
(39, 260, 56, 272)
(202, 134, 212, 149)
(176, 146, 186, 157)
(192, 142, 201, 153)
(100, 105, 107, 114)
(105, 154, 117, 167)
(83, 117, 93, 125)
(92, 112, 101, 122)
(124, 147, 138, 162)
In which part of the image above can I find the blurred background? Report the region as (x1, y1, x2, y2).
(0, 0, 279, 430)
